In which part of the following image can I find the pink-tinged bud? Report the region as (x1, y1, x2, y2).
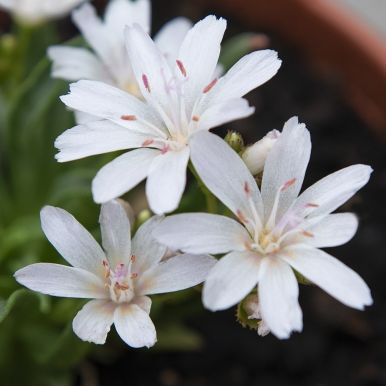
(237, 294, 270, 336)
(241, 129, 281, 175)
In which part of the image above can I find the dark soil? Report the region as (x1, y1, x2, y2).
(80, 1, 386, 385)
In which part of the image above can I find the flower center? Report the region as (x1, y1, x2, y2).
(102, 259, 137, 303)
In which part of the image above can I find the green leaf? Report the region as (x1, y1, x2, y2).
(0, 289, 50, 323)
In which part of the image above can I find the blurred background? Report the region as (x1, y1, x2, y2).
(0, 0, 385, 385)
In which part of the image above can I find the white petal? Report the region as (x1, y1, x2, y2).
(61, 80, 164, 137)
(15, 263, 107, 299)
(261, 117, 311, 220)
(132, 295, 152, 314)
(258, 257, 302, 339)
(40, 206, 106, 276)
(48, 46, 112, 83)
(74, 111, 100, 125)
(304, 213, 358, 248)
(214, 49, 281, 101)
(138, 254, 216, 295)
(73, 300, 116, 344)
(99, 200, 131, 267)
(55, 120, 154, 162)
(190, 131, 263, 228)
(124, 24, 177, 115)
(92, 148, 160, 204)
(294, 164, 373, 217)
(146, 147, 190, 214)
(203, 251, 261, 311)
(72, 3, 119, 74)
(154, 17, 192, 66)
(197, 98, 255, 131)
(105, 0, 151, 37)
(282, 246, 372, 310)
(153, 213, 251, 254)
(177, 16, 226, 112)
(114, 303, 156, 348)
(131, 216, 167, 275)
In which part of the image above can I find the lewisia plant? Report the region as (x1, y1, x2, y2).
(15, 200, 215, 347)
(48, 0, 193, 116)
(154, 117, 373, 339)
(56, 15, 281, 214)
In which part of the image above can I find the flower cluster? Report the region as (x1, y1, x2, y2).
(14, 0, 372, 347)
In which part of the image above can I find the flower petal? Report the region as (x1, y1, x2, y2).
(190, 131, 263, 229)
(55, 120, 154, 162)
(99, 200, 131, 267)
(203, 251, 261, 311)
(261, 117, 311, 221)
(72, 4, 116, 70)
(304, 213, 358, 248)
(72, 300, 116, 344)
(282, 245, 372, 310)
(61, 80, 164, 137)
(131, 216, 166, 275)
(40, 206, 106, 276)
(177, 15, 226, 113)
(114, 303, 156, 348)
(146, 147, 190, 214)
(92, 148, 160, 204)
(153, 213, 251, 254)
(197, 98, 255, 131)
(15, 263, 107, 299)
(214, 49, 281, 101)
(294, 164, 373, 217)
(124, 24, 177, 116)
(258, 257, 302, 339)
(154, 17, 192, 66)
(138, 253, 216, 295)
(105, 0, 151, 37)
(132, 295, 152, 314)
(48, 46, 112, 83)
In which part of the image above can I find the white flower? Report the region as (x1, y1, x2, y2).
(57, 15, 282, 214)
(153, 117, 373, 339)
(242, 129, 280, 175)
(14, 201, 215, 347)
(0, 0, 85, 25)
(48, 0, 192, 108)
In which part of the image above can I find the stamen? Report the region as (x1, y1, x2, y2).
(131, 273, 138, 279)
(266, 178, 296, 230)
(130, 255, 136, 263)
(142, 74, 151, 93)
(142, 139, 154, 147)
(161, 144, 170, 154)
(244, 181, 251, 195)
(192, 115, 200, 122)
(281, 178, 296, 191)
(302, 230, 314, 238)
(305, 202, 319, 208)
(237, 209, 248, 224)
(176, 60, 187, 77)
(121, 115, 137, 121)
(203, 78, 218, 93)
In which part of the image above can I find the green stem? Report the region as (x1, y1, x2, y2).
(188, 162, 218, 214)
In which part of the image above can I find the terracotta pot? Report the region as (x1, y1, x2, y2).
(210, 0, 386, 140)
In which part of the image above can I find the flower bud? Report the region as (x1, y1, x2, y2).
(242, 129, 280, 175)
(136, 208, 152, 227)
(224, 130, 244, 153)
(236, 294, 270, 336)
